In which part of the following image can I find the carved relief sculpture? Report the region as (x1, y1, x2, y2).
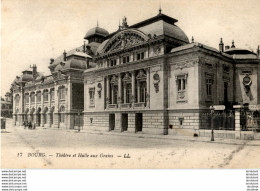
(153, 73, 160, 93)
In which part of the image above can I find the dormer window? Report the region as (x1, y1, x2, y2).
(137, 52, 145, 60)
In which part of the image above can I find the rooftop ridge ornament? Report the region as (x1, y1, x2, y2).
(257, 45, 260, 58)
(231, 40, 235, 48)
(191, 36, 194, 43)
(97, 20, 99, 27)
(122, 16, 128, 29)
(158, 4, 162, 15)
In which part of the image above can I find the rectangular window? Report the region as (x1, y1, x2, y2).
(126, 84, 132, 103)
(123, 56, 130, 63)
(137, 52, 145, 60)
(177, 78, 186, 92)
(60, 89, 65, 100)
(89, 88, 95, 106)
(206, 79, 213, 96)
(176, 74, 188, 102)
(140, 81, 147, 102)
(110, 59, 117, 67)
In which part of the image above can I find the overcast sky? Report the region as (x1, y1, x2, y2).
(1, 0, 260, 97)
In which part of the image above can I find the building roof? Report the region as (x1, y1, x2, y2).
(225, 48, 256, 55)
(84, 26, 109, 40)
(54, 58, 87, 72)
(170, 42, 233, 59)
(106, 13, 179, 39)
(138, 20, 189, 43)
(50, 45, 95, 69)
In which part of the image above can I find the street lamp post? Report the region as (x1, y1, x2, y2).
(210, 105, 215, 141)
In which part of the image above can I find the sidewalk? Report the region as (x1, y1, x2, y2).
(32, 125, 260, 146)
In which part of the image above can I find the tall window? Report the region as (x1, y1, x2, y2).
(25, 94, 29, 104)
(137, 52, 145, 60)
(50, 90, 54, 101)
(59, 88, 65, 100)
(113, 86, 118, 104)
(140, 81, 147, 102)
(177, 78, 186, 91)
(176, 74, 188, 102)
(206, 79, 213, 96)
(43, 92, 48, 102)
(31, 94, 35, 103)
(89, 88, 95, 106)
(37, 92, 41, 102)
(126, 84, 132, 103)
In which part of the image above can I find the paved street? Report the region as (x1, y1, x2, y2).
(1, 119, 260, 169)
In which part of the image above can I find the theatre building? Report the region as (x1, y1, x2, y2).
(12, 11, 260, 139)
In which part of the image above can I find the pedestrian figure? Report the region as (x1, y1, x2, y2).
(28, 121, 32, 129)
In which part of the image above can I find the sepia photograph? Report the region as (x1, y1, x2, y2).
(1, 0, 260, 169)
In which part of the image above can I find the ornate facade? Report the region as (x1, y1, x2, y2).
(12, 11, 260, 138)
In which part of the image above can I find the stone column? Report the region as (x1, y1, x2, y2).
(41, 92, 44, 127)
(20, 90, 24, 126)
(123, 82, 127, 104)
(106, 76, 110, 106)
(118, 74, 122, 104)
(53, 85, 59, 128)
(137, 80, 140, 103)
(131, 71, 136, 104)
(28, 93, 31, 111)
(13, 95, 16, 126)
(146, 68, 150, 107)
(48, 90, 52, 127)
(67, 82, 73, 129)
(34, 93, 37, 125)
(111, 85, 114, 104)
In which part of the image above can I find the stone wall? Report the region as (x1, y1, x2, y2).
(83, 113, 109, 131)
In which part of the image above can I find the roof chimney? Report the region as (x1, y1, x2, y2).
(257, 45, 259, 57)
(63, 50, 67, 61)
(83, 41, 86, 53)
(219, 38, 224, 52)
(231, 40, 235, 48)
(225, 45, 230, 51)
(32, 64, 37, 78)
(191, 36, 194, 43)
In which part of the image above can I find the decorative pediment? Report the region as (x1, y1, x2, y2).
(136, 70, 147, 80)
(102, 29, 149, 53)
(123, 73, 131, 82)
(110, 75, 118, 85)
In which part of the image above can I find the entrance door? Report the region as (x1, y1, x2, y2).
(135, 113, 143, 132)
(109, 114, 115, 131)
(122, 114, 128, 131)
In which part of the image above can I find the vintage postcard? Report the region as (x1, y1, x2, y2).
(1, 0, 260, 169)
